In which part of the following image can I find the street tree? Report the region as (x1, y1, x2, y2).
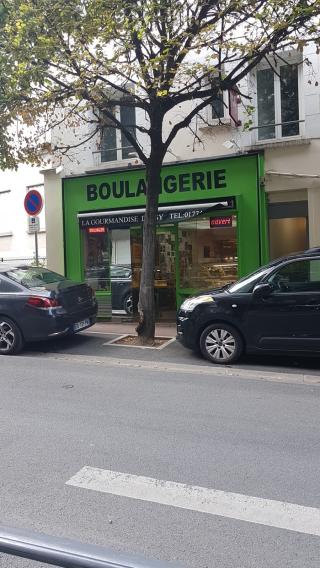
(0, 0, 319, 342)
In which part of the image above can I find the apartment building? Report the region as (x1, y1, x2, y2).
(41, 46, 320, 315)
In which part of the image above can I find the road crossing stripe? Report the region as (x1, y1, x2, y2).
(66, 467, 320, 537)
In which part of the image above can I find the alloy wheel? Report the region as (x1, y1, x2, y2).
(124, 294, 133, 315)
(204, 328, 236, 361)
(0, 321, 16, 353)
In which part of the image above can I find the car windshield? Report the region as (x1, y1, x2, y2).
(227, 266, 271, 294)
(5, 267, 66, 288)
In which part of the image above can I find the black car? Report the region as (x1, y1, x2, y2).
(0, 265, 97, 355)
(110, 265, 133, 314)
(177, 248, 320, 364)
(85, 265, 133, 314)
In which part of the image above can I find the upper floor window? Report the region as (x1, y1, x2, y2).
(256, 59, 302, 141)
(0, 190, 12, 236)
(101, 103, 137, 163)
(211, 90, 225, 120)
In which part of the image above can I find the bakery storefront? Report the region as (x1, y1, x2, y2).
(62, 153, 268, 318)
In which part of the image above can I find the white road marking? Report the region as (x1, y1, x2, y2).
(66, 467, 320, 537)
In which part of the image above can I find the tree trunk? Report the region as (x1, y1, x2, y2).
(136, 151, 163, 344)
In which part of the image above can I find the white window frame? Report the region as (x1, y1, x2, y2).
(100, 105, 137, 164)
(206, 90, 230, 126)
(253, 52, 304, 144)
(198, 69, 231, 128)
(0, 189, 13, 237)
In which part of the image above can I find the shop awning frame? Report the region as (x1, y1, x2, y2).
(77, 201, 233, 219)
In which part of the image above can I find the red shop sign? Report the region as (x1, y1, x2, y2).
(210, 216, 232, 228)
(87, 227, 106, 233)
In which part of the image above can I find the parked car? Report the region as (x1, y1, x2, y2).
(0, 265, 97, 355)
(85, 264, 133, 314)
(110, 265, 133, 314)
(177, 248, 320, 364)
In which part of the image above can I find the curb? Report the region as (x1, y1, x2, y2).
(26, 353, 320, 386)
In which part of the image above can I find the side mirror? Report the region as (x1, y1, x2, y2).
(253, 282, 272, 298)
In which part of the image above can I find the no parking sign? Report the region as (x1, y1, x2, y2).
(24, 189, 43, 216)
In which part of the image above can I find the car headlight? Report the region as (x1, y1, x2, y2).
(180, 294, 214, 312)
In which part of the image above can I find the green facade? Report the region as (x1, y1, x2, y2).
(62, 153, 268, 304)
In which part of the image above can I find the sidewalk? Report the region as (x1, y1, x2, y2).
(83, 320, 320, 383)
(92, 319, 176, 338)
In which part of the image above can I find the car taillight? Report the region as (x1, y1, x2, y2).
(27, 296, 61, 309)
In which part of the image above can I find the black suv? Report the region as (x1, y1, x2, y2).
(177, 248, 320, 364)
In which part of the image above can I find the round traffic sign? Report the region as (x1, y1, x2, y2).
(24, 190, 43, 216)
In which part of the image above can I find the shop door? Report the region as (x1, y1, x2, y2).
(130, 226, 177, 318)
(82, 227, 112, 318)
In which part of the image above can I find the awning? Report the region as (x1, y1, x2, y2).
(78, 198, 235, 229)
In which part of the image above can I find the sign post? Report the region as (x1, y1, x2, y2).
(24, 190, 43, 266)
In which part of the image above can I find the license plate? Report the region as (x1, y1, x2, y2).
(74, 318, 90, 332)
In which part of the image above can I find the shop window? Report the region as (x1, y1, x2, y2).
(256, 57, 302, 141)
(101, 102, 136, 163)
(268, 201, 308, 260)
(111, 229, 131, 265)
(179, 216, 238, 290)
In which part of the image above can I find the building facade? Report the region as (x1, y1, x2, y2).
(0, 165, 45, 263)
(42, 45, 320, 316)
(62, 154, 267, 316)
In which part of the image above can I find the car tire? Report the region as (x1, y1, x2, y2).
(0, 317, 24, 355)
(199, 323, 243, 365)
(123, 292, 133, 315)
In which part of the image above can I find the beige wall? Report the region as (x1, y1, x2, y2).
(43, 172, 65, 274)
(265, 140, 320, 248)
(265, 140, 320, 193)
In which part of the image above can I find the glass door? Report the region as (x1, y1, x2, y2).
(82, 228, 112, 318)
(130, 226, 177, 318)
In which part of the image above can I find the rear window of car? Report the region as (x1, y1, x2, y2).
(0, 275, 21, 293)
(4, 267, 66, 289)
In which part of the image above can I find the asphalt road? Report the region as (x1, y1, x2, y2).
(0, 351, 320, 568)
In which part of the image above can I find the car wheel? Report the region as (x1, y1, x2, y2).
(0, 317, 24, 355)
(199, 323, 243, 365)
(123, 293, 133, 315)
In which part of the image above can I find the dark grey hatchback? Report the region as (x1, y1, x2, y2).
(0, 265, 97, 355)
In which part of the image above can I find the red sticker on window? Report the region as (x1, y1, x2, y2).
(87, 227, 106, 233)
(210, 216, 232, 228)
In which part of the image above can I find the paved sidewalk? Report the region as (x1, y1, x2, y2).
(23, 319, 320, 383)
(93, 320, 176, 337)
(80, 321, 320, 382)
